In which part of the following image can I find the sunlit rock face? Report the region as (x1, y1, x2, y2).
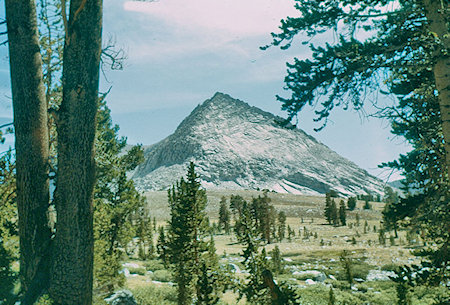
(133, 92, 384, 196)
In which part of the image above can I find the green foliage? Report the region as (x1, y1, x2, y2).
(339, 250, 354, 287)
(347, 197, 357, 211)
(167, 162, 209, 305)
(157, 226, 169, 267)
(277, 211, 287, 241)
(35, 294, 54, 305)
(234, 193, 278, 244)
(338, 200, 346, 226)
(145, 259, 166, 272)
(218, 196, 231, 234)
(324, 193, 339, 226)
(269, 245, 284, 275)
(251, 192, 276, 243)
(265, 0, 449, 284)
(136, 206, 154, 260)
(328, 286, 335, 305)
(132, 285, 177, 305)
(153, 270, 173, 283)
(0, 240, 16, 303)
(128, 266, 147, 276)
(93, 99, 146, 294)
(0, 149, 18, 303)
(363, 200, 372, 210)
(324, 193, 333, 225)
(378, 229, 386, 246)
(195, 261, 220, 305)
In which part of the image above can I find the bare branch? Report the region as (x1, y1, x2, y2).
(101, 35, 127, 71)
(0, 122, 13, 129)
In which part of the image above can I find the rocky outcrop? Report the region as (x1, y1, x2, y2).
(133, 92, 385, 196)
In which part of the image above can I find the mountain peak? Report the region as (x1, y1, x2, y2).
(134, 93, 384, 196)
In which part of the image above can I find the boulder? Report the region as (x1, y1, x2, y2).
(105, 290, 137, 305)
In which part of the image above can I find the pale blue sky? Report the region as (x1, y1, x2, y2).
(0, 0, 410, 181)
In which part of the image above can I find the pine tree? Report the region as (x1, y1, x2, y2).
(379, 229, 386, 246)
(277, 211, 287, 241)
(347, 197, 357, 211)
(157, 226, 169, 267)
(136, 207, 154, 260)
(196, 261, 220, 305)
(270, 245, 284, 275)
(93, 100, 146, 293)
(330, 199, 339, 226)
(218, 196, 231, 234)
(0, 240, 15, 303)
(363, 200, 372, 210)
(324, 192, 333, 224)
(338, 200, 346, 226)
(167, 162, 209, 305)
(328, 286, 335, 305)
(340, 250, 354, 287)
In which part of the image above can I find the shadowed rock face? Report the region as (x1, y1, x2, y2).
(133, 92, 385, 196)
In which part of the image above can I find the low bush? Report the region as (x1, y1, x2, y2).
(381, 263, 399, 272)
(132, 285, 177, 305)
(144, 259, 165, 271)
(152, 269, 172, 282)
(128, 267, 147, 276)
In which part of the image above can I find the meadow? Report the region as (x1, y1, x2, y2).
(117, 190, 447, 305)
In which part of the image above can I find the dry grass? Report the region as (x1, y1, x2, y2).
(126, 190, 422, 303)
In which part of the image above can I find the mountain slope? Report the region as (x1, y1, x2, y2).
(133, 92, 385, 196)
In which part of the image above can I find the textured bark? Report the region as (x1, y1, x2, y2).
(49, 0, 103, 303)
(423, 0, 450, 178)
(5, 0, 51, 299)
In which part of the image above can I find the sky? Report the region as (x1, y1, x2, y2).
(0, 0, 411, 181)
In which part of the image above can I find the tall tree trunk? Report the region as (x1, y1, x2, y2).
(49, 0, 103, 303)
(5, 0, 52, 300)
(423, 0, 450, 179)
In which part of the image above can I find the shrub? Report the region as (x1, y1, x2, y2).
(153, 269, 172, 282)
(128, 267, 147, 276)
(381, 263, 399, 272)
(132, 285, 177, 305)
(144, 259, 165, 271)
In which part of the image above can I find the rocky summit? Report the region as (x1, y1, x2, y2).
(133, 92, 385, 196)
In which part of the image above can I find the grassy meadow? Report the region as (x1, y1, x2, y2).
(117, 190, 447, 305)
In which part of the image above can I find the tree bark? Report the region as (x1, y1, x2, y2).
(5, 0, 52, 299)
(423, 0, 450, 179)
(49, 0, 103, 304)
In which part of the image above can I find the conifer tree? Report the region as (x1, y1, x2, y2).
(136, 207, 154, 260)
(0, 240, 15, 303)
(157, 226, 169, 267)
(324, 192, 333, 224)
(93, 100, 146, 293)
(167, 162, 209, 305)
(270, 245, 284, 275)
(339, 200, 346, 226)
(218, 196, 231, 234)
(328, 286, 335, 305)
(340, 250, 354, 287)
(0, 148, 17, 302)
(331, 199, 339, 226)
(277, 211, 287, 241)
(196, 261, 220, 305)
(347, 197, 357, 211)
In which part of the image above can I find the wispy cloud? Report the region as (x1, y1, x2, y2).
(123, 0, 298, 36)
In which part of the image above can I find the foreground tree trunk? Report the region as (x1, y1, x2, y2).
(5, 0, 52, 299)
(49, 0, 103, 303)
(423, 0, 450, 179)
